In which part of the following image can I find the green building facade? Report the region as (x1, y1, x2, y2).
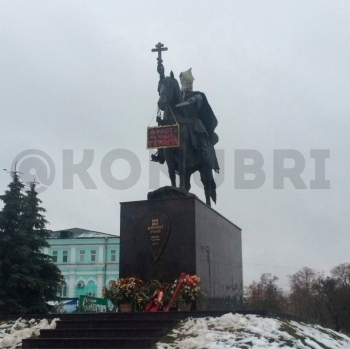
(44, 228, 120, 298)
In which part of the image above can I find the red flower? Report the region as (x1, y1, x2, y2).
(186, 277, 194, 286)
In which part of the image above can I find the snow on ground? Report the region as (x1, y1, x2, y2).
(0, 317, 59, 349)
(156, 313, 350, 349)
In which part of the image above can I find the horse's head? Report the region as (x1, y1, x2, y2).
(157, 71, 182, 111)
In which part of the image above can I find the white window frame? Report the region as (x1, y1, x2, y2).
(62, 250, 68, 263)
(52, 251, 58, 263)
(60, 281, 67, 297)
(90, 250, 96, 262)
(79, 250, 85, 262)
(111, 250, 116, 262)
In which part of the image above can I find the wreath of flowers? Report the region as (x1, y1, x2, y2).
(103, 273, 207, 311)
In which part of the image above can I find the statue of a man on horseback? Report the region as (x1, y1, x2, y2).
(150, 43, 219, 207)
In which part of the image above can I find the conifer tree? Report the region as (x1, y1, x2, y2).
(0, 171, 26, 314)
(0, 173, 62, 315)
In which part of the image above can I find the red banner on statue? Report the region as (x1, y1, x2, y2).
(147, 124, 179, 149)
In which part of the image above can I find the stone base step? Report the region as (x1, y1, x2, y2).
(22, 337, 156, 348)
(40, 328, 168, 338)
(56, 319, 177, 329)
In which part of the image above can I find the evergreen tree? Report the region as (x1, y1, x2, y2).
(0, 173, 62, 315)
(0, 171, 26, 314)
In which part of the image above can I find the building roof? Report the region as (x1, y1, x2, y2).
(51, 228, 118, 239)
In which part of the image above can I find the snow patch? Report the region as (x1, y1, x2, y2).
(156, 313, 350, 349)
(0, 317, 59, 349)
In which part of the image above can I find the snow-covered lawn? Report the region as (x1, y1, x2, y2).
(0, 317, 59, 349)
(155, 313, 350, 349)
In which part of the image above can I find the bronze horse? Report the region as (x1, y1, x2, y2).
(157, 72, 217, 206)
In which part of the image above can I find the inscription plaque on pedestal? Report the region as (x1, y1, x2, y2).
(144, 213, 170, 261)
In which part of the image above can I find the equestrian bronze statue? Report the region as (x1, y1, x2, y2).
(150, 43, 219, 207)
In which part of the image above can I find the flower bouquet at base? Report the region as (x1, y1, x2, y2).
(171, 273, 207, 310)
(103, 277, 147, 311)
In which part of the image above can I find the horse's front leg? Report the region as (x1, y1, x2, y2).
(184, 170, 191, 192)
(169, 169, 176, 187)
(178, 126, 189, 189)
(178, 145, 187, 189)
(164, 150, 176, 187)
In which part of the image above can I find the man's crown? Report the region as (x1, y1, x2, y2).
(179, 68, 195, 84)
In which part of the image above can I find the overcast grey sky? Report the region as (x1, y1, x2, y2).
(1, 1, 349, 289)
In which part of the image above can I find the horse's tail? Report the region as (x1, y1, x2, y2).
(210, 178, 217, 204)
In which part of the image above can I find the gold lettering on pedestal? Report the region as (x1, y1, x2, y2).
(147, 219, 165, 245)
(144, 213, 171, 261)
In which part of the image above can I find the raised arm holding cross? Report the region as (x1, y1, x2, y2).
(151, 42, 168, 80)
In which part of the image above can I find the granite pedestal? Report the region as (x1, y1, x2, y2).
(119, 195, 243, 309)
